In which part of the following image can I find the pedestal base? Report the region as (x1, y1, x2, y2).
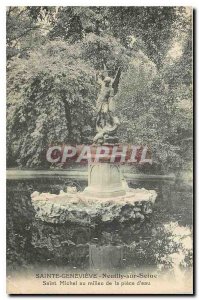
(84, 163, 126, 198)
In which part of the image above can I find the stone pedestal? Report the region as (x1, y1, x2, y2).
(84, 163, 126, 198)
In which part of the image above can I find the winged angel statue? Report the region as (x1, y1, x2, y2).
(93, 65, 122, 144)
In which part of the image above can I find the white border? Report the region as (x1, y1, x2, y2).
(0, 1, 198, 299)
(2, 0, 198, 6)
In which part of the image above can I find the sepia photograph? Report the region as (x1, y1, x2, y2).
(6, 5, 193, 294)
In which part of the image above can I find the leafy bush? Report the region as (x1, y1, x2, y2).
(7, 41, 97, 167)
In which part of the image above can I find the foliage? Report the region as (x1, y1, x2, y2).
(115, 13, 192, 172)
(6, 6, 192, 171)
(80, 33, 131, 71)
(106, 6, 178, 68)
(47, 7, 181, 68)
(124, 221, 192, 271)
(49, 7, 105, 41)
(7, 41, 97, 167)
(6, 6, 56, 59)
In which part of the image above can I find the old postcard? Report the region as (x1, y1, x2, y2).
(6, 6, 193, 294)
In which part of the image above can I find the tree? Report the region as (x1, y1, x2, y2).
(7, 41, 98, 167)
(115, 21, 192, 173)
(49, 7, 180, 69)
(6, 6, 193, 172)
(106, 6, 178, 69)
(48, 7, 108, 41)
(80, 33, 131, 71)
(6, 6, 56, 60)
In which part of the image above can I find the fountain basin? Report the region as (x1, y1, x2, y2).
(31, 188, 157, 225)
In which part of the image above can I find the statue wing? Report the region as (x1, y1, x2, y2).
(112, 67, 121, 95)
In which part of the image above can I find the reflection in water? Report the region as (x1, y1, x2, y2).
(89, 245, 123, 270)
(7, 177, 193, 275)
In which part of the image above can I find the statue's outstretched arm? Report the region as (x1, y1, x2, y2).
(103, 63, 108, 78)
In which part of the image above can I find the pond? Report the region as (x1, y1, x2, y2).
(7, 177, 193, 275)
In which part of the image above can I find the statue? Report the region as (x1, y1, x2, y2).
(93, 65, 122, 144)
